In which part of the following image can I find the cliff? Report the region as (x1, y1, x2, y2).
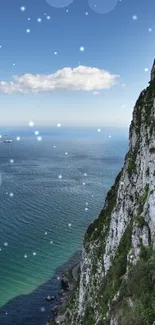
(53, 59, 155, 325)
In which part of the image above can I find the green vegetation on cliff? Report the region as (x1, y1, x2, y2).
(114, 249, 155, 325)
(85, 168, 123, 246)
(81, 222, 133, 325)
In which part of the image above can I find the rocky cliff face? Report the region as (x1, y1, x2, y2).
(62, 59, 155, 325)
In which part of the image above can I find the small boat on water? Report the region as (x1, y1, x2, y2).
(2, 139, 12, 143)
(0, 135, 13, 143)
(46, 295, 56, 301)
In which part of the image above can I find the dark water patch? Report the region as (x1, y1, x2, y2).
(71, 155, 89, 160)
(90, 156, 123, 163)
(0, 251, 81, 325)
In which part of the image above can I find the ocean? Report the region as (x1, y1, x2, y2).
(0, 127, 128, 325)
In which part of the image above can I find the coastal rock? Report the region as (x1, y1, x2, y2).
(61, 275, 70, 291)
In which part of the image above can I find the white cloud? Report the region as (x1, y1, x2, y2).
(0, 65, 119, 94)
(93, 91, 100, 96)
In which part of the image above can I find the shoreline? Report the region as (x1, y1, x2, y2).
(0, 251, 81, 325)
(46, 261, 80, 325)
(49, 261, 81, 325)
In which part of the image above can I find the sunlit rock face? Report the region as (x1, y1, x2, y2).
(60, 59, 155, 325)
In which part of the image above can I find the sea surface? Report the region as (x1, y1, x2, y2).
(0, 127, 128, 325)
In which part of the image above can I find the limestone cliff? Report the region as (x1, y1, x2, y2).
(58, 59, 155, 325)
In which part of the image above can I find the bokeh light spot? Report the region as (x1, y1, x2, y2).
(45, 0, 73, 8)
(88, 0, 118, 14)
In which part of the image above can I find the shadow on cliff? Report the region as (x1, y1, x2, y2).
(0, 251, 81, 325)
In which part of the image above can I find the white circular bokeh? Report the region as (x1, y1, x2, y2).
(45, 0, 73, 8)
(88, 0, 118, 14)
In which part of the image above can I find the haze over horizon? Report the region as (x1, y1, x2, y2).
(0, 0, 155, 128)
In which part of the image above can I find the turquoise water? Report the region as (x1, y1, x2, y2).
(0, 127, 128, 324)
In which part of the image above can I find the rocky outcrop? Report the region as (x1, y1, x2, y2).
(61, 275, 70, 291)
(151, 59, 155, 81)
(61, 59, 155, 325)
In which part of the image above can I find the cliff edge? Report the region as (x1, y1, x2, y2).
(52, 59, 155, 325)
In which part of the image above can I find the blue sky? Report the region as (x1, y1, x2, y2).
(0, 0, 155, 128)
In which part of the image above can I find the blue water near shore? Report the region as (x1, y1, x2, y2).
(0, 127, 128, 325)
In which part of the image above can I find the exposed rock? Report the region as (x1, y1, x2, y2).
(61, 276, 70, 291)
(55, 315, 65, 324)
(151, 59, 155, 81)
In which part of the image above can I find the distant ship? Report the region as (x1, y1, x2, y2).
(2, 139, 12, 143)
(0, 135, 13, 143)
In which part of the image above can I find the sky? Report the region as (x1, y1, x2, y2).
(0, 0, 155, 128)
